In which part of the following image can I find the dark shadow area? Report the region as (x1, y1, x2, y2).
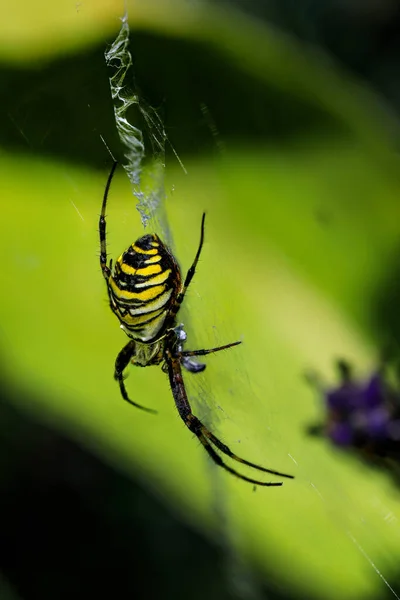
(0, 30, 347, 171)
(369, 242, 400, 375)
(367, 243, 400, 482)
(234, 0, 400, 120)
(372, 241, 400, 355)
(1, 377, 398, 600)
(0, 376, 303, 600)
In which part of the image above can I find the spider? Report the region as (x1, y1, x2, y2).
(99, 161, 294, 487)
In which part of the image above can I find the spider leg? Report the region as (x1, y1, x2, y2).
(173, 213, 205, 313)
(115, 340, 157, 414)
(201, 426, 294, 479)
(166, 350, 293, 486)
(195, 428, 282, 487)
(99, 161, 118, 280)
(181, 340, 241, 358)
(180, 340, 241, 375)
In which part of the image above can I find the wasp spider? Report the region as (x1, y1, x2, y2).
(99, 162, 294, 486)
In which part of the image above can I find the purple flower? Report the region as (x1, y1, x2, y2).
(360, 374, 385, 410)
(310, 359, 400, 453)
(328, 422, 354, 446)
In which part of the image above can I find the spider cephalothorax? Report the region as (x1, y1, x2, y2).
(99, 162, 294, 487)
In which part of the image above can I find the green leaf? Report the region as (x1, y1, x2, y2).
(2, 1, 400, 598)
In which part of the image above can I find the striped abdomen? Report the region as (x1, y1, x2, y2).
(108, 233, 181, 342)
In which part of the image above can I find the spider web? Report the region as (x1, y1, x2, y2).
(104, 7, 186, 243)
(103, 7, 400, 600)
(103, 6, 220, 424)
(104, 8, 274, 599)
(103, 4, 270, 439)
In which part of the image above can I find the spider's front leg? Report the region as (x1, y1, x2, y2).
(99, 161, 118, 280)
(180, 343, 242, 373)
(181, 340, 242, 362)
(114, 340, 157, 414)
(174, 324, 241, 374)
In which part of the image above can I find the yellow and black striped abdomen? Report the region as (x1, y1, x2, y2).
(107, 233, 181, 342)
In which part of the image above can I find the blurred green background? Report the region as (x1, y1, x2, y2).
(2, 0, 400, 599)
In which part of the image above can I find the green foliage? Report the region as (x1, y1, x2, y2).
(2, 1, 400, 599)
